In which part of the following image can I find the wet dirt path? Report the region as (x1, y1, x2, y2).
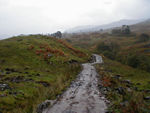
(43, 54, 107, 113)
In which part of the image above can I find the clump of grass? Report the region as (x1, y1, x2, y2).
(96, 57, 150, 113)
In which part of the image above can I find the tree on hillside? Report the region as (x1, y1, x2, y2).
(111, 25, 131, 35)
(121, 25, 131, 34)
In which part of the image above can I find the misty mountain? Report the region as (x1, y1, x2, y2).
(0, 34, 11, 40)
(66, 19, 144, 33)
(130, 19, 150, 34)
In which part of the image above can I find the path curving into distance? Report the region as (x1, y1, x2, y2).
(43, 54, 107, 113)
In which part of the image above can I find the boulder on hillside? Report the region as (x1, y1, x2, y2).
(50, 31, 62, 38)
(0, 84, 11, 91)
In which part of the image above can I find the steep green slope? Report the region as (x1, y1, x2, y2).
(0, 35, 89, 113)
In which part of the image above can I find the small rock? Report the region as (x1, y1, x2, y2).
(120, 101, 128, 106)
(10, 68, 16, 72)
(133, 87, 138, 91)
(27, 75, 32, 77)
(116, 87, 125, 95)
(48, 54, 53, 57)
(24, 67, 29, 70)
(9, 92, 17, 95)
(123, 80, 132, 84)
(113, 74, 121, 79)
(144, 96, 150, 100)
(36, 81, 50, 87)
(68, 59, 78, 64)
(24, 72, 29, 74)
(37, 100, 51, 113)
(144, 89, 150, 93)
(36, 73, 40, 76)
(5, 68, 10, 71)
(6, 72, 10, 74)
(25, 78, 34, 82)
(0, 84, 11, 91)
(136, 83, 141, 85)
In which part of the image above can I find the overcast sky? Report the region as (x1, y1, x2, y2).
(0, 0, 150, 38)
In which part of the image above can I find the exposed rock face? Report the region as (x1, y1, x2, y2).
(50, 31, 62, 38)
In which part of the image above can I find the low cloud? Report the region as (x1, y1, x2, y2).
(0, 0, 150, 38)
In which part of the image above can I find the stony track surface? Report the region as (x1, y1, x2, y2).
(43, 54, 107, 113)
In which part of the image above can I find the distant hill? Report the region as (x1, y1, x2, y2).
(130, 19, 150, 34)
(0, 34, 11, 40)
(66, 19, 144, 33)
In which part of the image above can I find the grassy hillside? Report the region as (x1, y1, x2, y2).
(96, 57, 150, 113)
(0, 35, 90, 113)
(131, 19, 150, 34)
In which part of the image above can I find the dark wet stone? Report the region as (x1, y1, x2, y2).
(120, 101, 128, 106)
(5, 68, 10, 71)
(116, 87, 125, 95)
(89, 55, 97, 63)
(6, 72, 10, 74)
(36, 73, 40, 76)
(133, 87, 138, 91)
(136, 83, 141, 85)
(5, 68, 16, 72)
(36, 81, 50, 87)
(24, 72, 29, 74)
(126, 84, 132, 88)
(144, 96, 150, 100)
(10, 68, 16, 72)
(123, 80, 132, 84)
(27, 75, 32, 77)
(68, 59, 78, 64)
(144, 89, 150, 93)
(25, 78, 34, 82)
(24, 67, 29, 70)
(113, 74, 121, 79)
(0, 84, 11, 91)
(9, 92, 17, 95)
(37, 100, 51, 113)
